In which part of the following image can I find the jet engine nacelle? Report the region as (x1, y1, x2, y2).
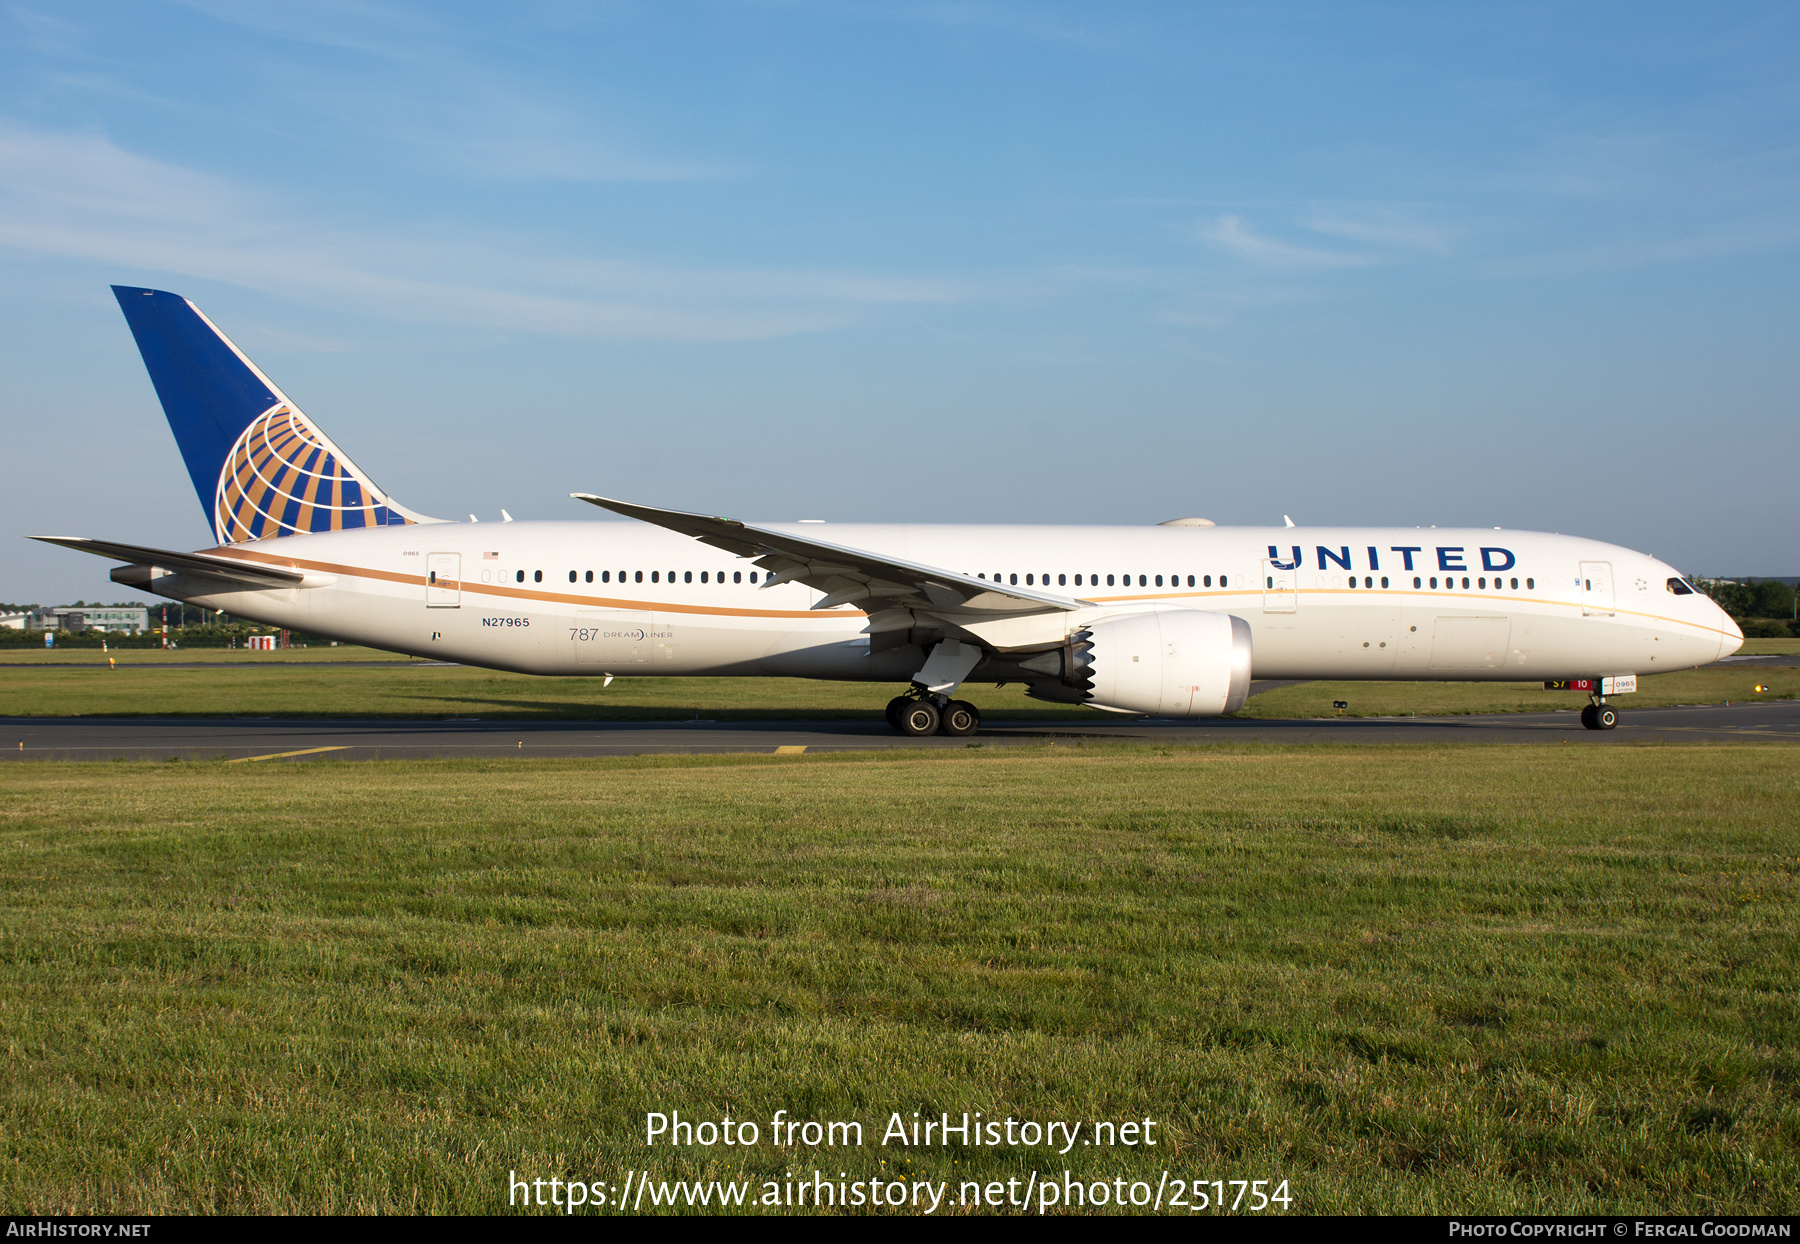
(1022, 606, 1253, 716)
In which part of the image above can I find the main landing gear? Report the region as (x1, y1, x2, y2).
(1580, 699, 1619, 730)
(886, 694, 981, 737)
(886, 640, 985, 737)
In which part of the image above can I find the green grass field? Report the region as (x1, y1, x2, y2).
(1739, 638, 1800, 655)
(1, 745, 1794, 1214)
(1, 657, 1792, 722)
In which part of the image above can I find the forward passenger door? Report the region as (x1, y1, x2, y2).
(1262, 559, 1297, 613)
(1579, 562, 1615, 617)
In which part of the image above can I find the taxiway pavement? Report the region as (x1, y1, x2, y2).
(4, 700, 1796, 761)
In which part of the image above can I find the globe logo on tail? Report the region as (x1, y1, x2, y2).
(214, 404, 412, 544)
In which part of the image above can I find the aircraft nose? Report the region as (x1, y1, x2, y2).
(1719, 607, 1744, 660)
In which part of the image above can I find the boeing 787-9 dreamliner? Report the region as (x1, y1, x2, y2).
(35, 286, 1742, 735)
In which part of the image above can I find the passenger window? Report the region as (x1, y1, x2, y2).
(684, 571, 692, 584)
(734, 571, 742, 583)
(1107, 574, 1115, 586)
(1267, 576, 1273, 589)
(1380, 576, 1388, 588)
(651, 571, 659, 583)
(568, 571, 576, 583)
(1430, 577, 1438, 588)
(1187, 575, 1194, 587)
(516, 570, 525, 583)
(1413, 576, 1421, 588)
(749, 572, 758, 584)
(1462, 577, 1469, 589)
(1204, 575, 1212, 587)
(700, 572, 707, 583)
(1026, 574, 1034, 585)
(1478, 577, 1486, 589)
(1155, 575, 1163, 587)
(534, 570, 542, 582)
(1010, 573, 1018, 585)
(1059, 574, 1067, 586)
(1139, 575, 1147, 587)
(1219, 575, 1227, 587)
(585, 571, 593, 583)
(1526, 578, 1534, 589)
(602, 571, 610, 583)
(634, 571, 643, 583)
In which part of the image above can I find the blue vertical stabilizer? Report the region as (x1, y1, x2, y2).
(111, 286, 435, 544)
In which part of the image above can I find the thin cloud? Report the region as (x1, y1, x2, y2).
(1302, 209, 1455, 255)
(1199, 215, 1374, 269)
(300, 80, 733, 183)
(0, 125, 964, 341)
(1484, 219, 1800, 279)
(169, 0, 725, 182)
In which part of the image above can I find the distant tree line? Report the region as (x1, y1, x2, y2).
(0, 623, 344, 649)
(1694, 578, 1799, 638)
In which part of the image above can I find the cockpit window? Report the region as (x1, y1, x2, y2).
(1666, 577, 1695, 595)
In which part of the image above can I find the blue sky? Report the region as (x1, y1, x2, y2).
(3, 1, 1797, 604)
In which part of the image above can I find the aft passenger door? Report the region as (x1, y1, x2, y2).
(426, 553, 461, 607)
(1579, 561, 1615, 617)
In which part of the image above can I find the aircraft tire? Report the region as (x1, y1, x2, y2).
(939, 700, 980, 736)
(1596, 705, 1618, 730)
(885, 696, 911, 731)
(1579, 705, 1597, 730)
(897, 701, 940, 737)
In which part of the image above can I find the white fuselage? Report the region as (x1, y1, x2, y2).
(142, 521, 1741, 684)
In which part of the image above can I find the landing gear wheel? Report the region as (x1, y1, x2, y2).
(1596, 704, 1618, 730)
(885, 696, 912, 731)
(939, 700, 980, 736)
(1580, 704, 1598, 730)
(897, 700, 940, 737)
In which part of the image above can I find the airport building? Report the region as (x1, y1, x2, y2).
(36, 606, 151, 633)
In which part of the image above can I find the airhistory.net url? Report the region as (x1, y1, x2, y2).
(509, 1169, 1293, 1214)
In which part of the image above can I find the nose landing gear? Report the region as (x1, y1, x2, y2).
(1580, 699, 1619, 730)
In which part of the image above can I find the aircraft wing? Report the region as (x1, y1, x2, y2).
(570, 493, 1086, 620)
(30, 536, 308, 588)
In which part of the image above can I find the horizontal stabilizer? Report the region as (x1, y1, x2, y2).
(29, 536, 307, 588)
